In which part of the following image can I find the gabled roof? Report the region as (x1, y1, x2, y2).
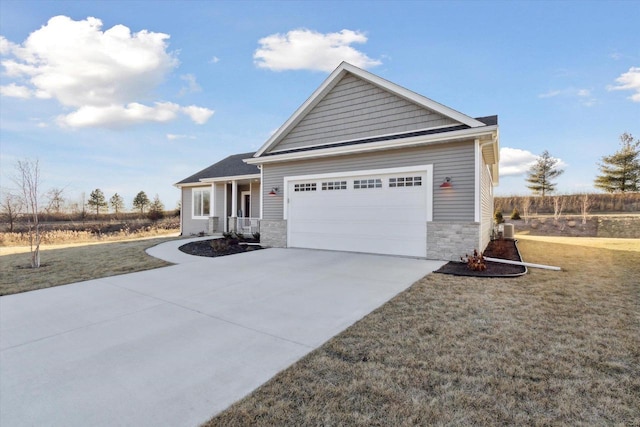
(253, 62, 487, 158)
(175, 152, 259, 186)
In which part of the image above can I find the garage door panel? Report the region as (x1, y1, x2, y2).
(290, 231, 425, 258)
(288, 170, 430, 257)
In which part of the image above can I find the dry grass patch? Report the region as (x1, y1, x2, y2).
(0, 236, 178, 296)
(207, 240, 640, 426)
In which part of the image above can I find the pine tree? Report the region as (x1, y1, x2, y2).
(594, 133, 640, 193)
(109, 193, 125, 217)
(525, 150, 564, 197)
(147, 194, 165, 221)
(87, 188, 107, 217)
(133, 191, 150, 215)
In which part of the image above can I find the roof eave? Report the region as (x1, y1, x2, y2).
(246, 125, 498, 165)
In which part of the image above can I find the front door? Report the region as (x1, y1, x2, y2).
(241, 191, 251, 217)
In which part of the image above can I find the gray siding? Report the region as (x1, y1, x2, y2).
(250, 182, 261, 217)
(214, 182, 225, 220)
(480, 156, 493, 250)
(270, 74, 458, 153)
(181, 186, 210, 235)
(262, 141, 475, 222)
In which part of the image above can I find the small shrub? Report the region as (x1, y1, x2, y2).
(210, 238, 229, 252)
(510, 208, 521, 220)
(252, 232, 260, 241)
(494, 209, 505, 224)
(235, 232, 245, 241)
(222, 231, 233, 239)
(461, 250, 487, 271)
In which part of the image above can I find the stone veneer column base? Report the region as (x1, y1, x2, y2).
(259, 220, 287, 248)
(208, 216, 219, 233)
(427, 221, 481, 261)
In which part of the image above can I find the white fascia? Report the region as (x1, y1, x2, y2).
(246, 126, 497, 165)
(175, 182, 207, 189)
(198, 174, 261, 183)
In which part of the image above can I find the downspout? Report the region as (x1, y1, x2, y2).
(478, 139, 495, 251)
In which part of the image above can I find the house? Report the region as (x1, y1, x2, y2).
(175, 62, 499, 260)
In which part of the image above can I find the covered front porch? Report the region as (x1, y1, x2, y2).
(201, 175, 261, 235)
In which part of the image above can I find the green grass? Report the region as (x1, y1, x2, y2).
(0, 236, 178, 296)
(206, 239, 640, 426)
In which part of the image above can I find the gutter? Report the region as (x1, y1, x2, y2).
(245, 125, 498, 165)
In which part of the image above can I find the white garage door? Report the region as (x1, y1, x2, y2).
(287, 167, 432, 257)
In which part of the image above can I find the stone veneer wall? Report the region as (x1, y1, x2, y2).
(427, 221, 481, 261)
(597, 216, 640, 238)
(208, 217, 219, 233)
(260, 220, 287, 248)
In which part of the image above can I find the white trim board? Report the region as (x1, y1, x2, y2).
(247, 126, 497, 165)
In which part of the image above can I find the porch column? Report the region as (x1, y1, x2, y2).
(214, 182, 216, 216)
(231, 180, 238, 218)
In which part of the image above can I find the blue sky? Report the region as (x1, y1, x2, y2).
(1, 0, 639, 210)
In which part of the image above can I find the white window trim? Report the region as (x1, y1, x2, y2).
(283, 164, 433, 220)
(192, 187, 211, 219)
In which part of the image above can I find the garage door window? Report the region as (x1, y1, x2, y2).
(321, 181, 347, 190)
(354, 178, 382, 189)
(389, 176, 422, 187)
(294, 183, 316, 192)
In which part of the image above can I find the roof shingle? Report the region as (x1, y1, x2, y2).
(175, 152, 258, 185)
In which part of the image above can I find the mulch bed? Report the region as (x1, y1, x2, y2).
(435, 239, 526, 277)
(179, 238, 264, 257)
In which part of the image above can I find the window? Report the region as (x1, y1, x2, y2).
(294, 183, 316, 192)
(192, 188, 210, 218)
(321, 181, 347, 190)
(389, 176, 422, 188)
(353, 178, 382, 189)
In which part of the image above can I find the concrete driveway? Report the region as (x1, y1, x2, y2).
(1, 240, 444, 426)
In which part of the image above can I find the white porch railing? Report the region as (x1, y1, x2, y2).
(235, 217, 260, 235)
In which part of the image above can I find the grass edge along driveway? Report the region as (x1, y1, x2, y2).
(207, 238, 640, 426)
(0, 236, 178, 296)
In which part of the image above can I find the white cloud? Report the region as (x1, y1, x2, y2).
(179, 74, 201, 95)
(57, 101, 181, 128)
(209, 56, 220, 64)
(254, 28, 381, 72)
(608, 67, 640, 102)
(0, 16, 214, 127)
(538, 90, 561, 98)
(0, 83, 32, 98)
(181, 105, 214, 124)
(538, 87, 596, 106)
(167, 133, 195, 140)
(500, 147, 567, 177)
(499, 147, 539, 176)
(0, 35, 19, 55)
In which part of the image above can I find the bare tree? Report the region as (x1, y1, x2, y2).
(14, 159, 42, 268)
(45, 187, 65, 215)
(552, 195, 565, 224)
(521, 196, 532, 224)
(1, 191, 24, 232)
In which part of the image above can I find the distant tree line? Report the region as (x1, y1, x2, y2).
(2, 166, 178, 236)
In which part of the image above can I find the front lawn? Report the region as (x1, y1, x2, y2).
(0, 236, 178, 296)
(207, 238, 640, 426)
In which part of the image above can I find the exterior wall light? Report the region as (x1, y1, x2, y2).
(268, 187, 279, 196)
(440, 177, 453, 188)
